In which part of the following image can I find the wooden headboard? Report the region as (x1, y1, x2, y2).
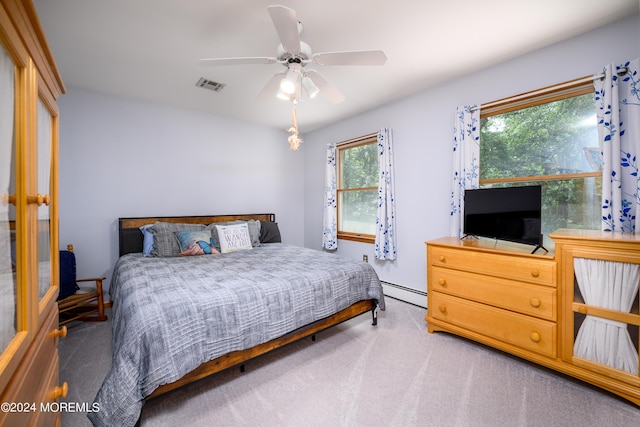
(118, 213, 275, 257)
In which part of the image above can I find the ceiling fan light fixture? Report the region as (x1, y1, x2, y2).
(276, 88, 292, 100)
(280, 63, 301, 94)
(199, 4, 386, 111)
(280, 71, 297, 94)
(302, 76, 319, 99)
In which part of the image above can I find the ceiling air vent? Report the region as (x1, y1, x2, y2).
(196, 77, 226, 92)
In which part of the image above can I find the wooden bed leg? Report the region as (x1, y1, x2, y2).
(371, 305, 379, 326)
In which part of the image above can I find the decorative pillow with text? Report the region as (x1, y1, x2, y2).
(215, 223, 253, 253)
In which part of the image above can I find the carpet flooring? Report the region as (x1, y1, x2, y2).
(59, 297, 640, 426)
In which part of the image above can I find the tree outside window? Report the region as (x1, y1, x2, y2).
(480, 86, 601, 248)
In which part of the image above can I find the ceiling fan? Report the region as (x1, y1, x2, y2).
(199, 4, 387, 104)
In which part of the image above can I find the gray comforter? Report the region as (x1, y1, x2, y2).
(88, 243, 384, 426)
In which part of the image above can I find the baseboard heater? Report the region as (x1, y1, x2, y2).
(381, 281, 426, 296)
(381, 281, 427, 308)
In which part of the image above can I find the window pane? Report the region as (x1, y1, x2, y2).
(0, 44, 16, 353)
(339, 190, 377, 234)
(37, 98, 51, 300)
(340, 143, 378, 189)
(480, 93, 599, 180)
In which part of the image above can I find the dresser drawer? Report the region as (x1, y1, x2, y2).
(429, 292, 556, 357)
(430, 266, 556, 320)
(31, 350, 60, 427)
(429, 246, 556, 286)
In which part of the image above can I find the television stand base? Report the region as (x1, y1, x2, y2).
(531, 244, 548, 255)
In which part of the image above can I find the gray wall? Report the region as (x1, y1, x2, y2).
(58, 89, 305, 294)
(302, 13, 640, 305)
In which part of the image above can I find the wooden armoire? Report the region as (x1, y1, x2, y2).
(0, 1, 66, 425)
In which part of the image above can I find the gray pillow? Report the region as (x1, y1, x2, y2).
(150, 222, 206, 257)
(246, 220, 261, 247)
(259, 221, 281, 243)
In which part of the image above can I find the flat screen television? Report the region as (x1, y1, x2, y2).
(463, 185, 545, 252)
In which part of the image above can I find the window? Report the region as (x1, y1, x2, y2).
(337, 134, 378, 243)
(479, 78, 601, 247)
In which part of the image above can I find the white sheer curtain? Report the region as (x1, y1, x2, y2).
(450, 105, 480, 238)
(322, 143, 337, 250)
(573, 258, 639, 375)
(374, 128, 397, 260)
(0, 46, 15, 352)
(596, 58, 640, 232)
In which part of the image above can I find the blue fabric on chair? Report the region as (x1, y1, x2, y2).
(58, 250, 79, 300)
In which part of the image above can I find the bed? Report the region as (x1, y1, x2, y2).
(88, 214, 385, 427)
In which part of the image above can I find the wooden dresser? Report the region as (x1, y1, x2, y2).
(0, 1, 67, 426)
(426, 232, 640, 406)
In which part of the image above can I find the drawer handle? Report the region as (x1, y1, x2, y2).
(438, 304, 447, 314)
(438, 278, 447, 287)
(439, 255, 446, 263)
(51, 382, 68, 400)
(52, 326, 67, 339)
(531, 269, 539, 278)
(529, 298, 541, 308)
(530, 332, 541, 343)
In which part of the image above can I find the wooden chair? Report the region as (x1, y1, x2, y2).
(57, 244, 107, 326)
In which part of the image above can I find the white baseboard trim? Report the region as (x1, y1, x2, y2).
(381, 281, 426, 308)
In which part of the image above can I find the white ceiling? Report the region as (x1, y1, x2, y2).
(34, 0, 639, 133)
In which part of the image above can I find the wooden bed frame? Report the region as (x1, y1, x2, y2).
(117, 214, 379, 399)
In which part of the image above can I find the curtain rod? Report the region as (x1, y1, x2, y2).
(473, 66, 629, 112)
(583, 65, 629, 82)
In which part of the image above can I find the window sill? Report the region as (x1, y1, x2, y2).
(338, 233, 375, 244)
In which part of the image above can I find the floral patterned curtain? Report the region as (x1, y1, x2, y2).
(596, 58, 640, 232)
(450, 106, 480, 238)
(374, 128, 397, 260)
(322, 143, 337, 250)
(322, 129, 397, 260)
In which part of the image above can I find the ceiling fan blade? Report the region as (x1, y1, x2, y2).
(267, 5, 301, 55)
(305, 70, 345, 104)
(256, 72, 286, 103)
(200, 57, 279, 66)
(312, 50, 387, 66)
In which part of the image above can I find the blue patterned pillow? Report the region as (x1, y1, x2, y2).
(174, 231, 219, 256)
(150, 222, 206, 256)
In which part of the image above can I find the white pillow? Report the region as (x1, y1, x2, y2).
(215, 223, 253, 253)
